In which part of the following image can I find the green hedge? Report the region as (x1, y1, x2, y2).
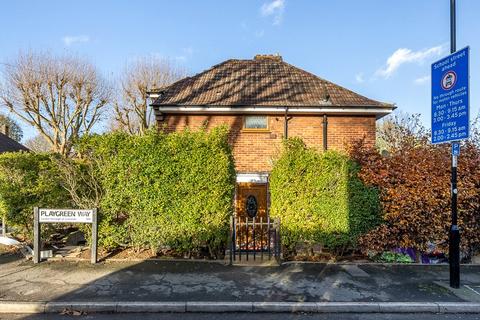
(78, 127, 236, 255)
(269, 138, 380, 253)
(0, 152, 71, 239)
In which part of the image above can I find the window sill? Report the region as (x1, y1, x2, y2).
(242, 129, 271, 133)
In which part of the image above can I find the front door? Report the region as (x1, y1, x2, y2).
(236, 183, 267, 219)
(234, 182, 269, 255)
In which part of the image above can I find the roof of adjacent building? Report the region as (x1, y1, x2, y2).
(0, 133, 29, 153)
(152, 54, 394, 109)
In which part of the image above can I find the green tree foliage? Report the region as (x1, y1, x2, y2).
(269, 138, 380, 254)
(77, 127, 235, 256)
(0, 152, 71, 239)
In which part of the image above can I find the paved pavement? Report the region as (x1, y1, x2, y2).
(1, 252, 480, 304)
(3, 313, 480, 320)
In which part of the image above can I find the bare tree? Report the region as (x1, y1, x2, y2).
(0, 51, 110, 156)
(0, 113, 23, 142)
(56, 157, 103, 209)
(113, 56, 186, 135)
(376, 111, 428, 153)
(24, 134, 52, 153)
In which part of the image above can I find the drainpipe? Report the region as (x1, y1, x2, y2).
(322, 115, 328, 151)
(284, 107, 289, 139)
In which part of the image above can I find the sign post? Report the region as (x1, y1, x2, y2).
(33, 208, 98, 264)
(91, 208, 98, 264)
(431, 0, 469, 289)
(33, 207, 40, 264)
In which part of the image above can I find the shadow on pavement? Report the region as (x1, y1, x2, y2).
(6, 259, 480, 319)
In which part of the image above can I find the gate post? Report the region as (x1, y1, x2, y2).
(275, 218, 282, 263)
(229, 215, 234, 265)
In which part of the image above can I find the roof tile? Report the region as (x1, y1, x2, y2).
(153, 56, 392, 108)
(0, 133, 29, 153)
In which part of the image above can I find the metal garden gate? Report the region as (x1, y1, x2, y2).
(229, 216, 281, 264)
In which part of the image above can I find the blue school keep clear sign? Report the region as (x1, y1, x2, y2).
(431, 46, 470, 144)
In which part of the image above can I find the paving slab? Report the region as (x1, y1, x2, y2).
(340, 265, 370, 278)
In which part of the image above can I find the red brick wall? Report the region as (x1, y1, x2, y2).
(158, 114, 376, 172)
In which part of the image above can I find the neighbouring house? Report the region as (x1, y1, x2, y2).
(150, 54, 394, 226)
(0, 125, 28, 237)
(0, 125, 28, 154)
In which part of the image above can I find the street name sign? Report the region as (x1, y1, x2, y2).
(34, 207, 98, 264)
(431, 46, 470, 144)
(39, 208, 94, 223)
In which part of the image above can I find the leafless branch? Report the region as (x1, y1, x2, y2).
(0, 51, 111, 156)
(111, 56, 186, 135)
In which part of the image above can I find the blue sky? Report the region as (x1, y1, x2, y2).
(1, 0, 479, 142)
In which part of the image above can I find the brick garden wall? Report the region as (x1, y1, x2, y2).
(158, 114, 376, 172)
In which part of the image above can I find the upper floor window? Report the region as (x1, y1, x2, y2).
(244, 116, 268, 130)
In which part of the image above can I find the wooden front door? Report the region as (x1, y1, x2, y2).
(236, 183, 268, 219)
(234, 182, 269, 254)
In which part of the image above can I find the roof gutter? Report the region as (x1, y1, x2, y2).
(151, 105, 395, 119)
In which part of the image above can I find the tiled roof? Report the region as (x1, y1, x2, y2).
(152, 55, 392, 108)
(0, 133, 29, 153)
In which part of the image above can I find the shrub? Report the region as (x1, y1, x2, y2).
(269, 138, 380, 254)
(349, 138, 480, 258)
(376, 252, 413, 264)
(0, 152, 71, 239)
(77, 127, 235, 256)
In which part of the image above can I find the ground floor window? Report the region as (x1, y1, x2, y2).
(244, 115, 268, 130)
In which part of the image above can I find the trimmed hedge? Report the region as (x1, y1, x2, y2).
(269, 138, 380, 254)
(77, 127, 236, 256)
(0, 152, 71, 239)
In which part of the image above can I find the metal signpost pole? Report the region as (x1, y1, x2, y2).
(33, 207, 40, 264)
(449, 0, 460, 289)
(91, 208, 98, 264)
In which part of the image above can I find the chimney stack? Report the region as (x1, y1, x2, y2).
(254, 54, 283, 62)
(2, 124, 10, 137)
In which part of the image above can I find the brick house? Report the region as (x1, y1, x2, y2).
(150, 55, 394, 222)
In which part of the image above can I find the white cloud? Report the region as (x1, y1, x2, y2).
(62, 35, 90, 46)
(414, 75, 430, 85)
(175, 47, 194, 62)
(260, 0, 285, 25)
(376, 44, 446, 78)
(355, 73, 365, 83)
